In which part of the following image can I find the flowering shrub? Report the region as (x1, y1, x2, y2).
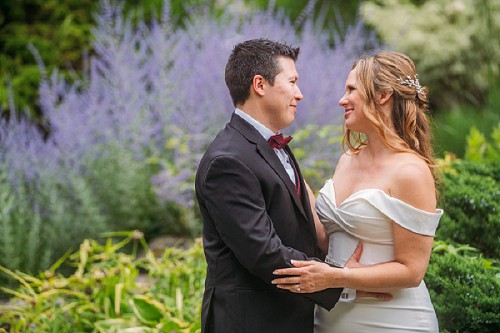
(360, 0, 500, 108)
(0, 0, 377, 277)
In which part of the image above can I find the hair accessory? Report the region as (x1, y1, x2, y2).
(397, 74, 426, 97)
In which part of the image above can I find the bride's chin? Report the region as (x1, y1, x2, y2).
(344, 119, 363, 131)
(344, 121, 355, 130)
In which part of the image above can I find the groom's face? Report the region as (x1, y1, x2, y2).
(262, 57, 304, 132)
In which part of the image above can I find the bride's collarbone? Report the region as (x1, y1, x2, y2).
(335, 166, 393, 186)
(333, 171, 391, 199)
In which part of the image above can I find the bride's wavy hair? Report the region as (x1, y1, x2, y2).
(344, 51, 437, 183)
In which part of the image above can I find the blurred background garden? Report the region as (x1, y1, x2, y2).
(0, 0, 498, 332)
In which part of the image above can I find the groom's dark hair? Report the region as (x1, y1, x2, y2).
(225, 38, 300, 106)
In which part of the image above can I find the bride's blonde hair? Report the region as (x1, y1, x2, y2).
(344, 51, 437, 184)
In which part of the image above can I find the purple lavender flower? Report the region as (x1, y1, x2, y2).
(0, 0, 378, 254)
(2, 0, 378, 205)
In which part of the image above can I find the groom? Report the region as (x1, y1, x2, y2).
(196, 39, 344, 333)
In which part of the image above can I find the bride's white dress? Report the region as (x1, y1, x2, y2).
(314, 179, 443, 333)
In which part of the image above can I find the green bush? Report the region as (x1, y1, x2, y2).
(0, 231, 205, 332)
(0, 0, 95, 114)
(426, 243, 500, 333)
(84, 143, 196, 237)
(437, 159, 500, 258)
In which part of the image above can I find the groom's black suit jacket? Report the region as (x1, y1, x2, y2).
(195, 113, 342, 333)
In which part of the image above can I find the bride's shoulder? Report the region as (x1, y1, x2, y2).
(389, 154, 436, 211)
(392, 153, 431, 176)
(338, 150, 359, 165)
(333, 151, 356, 174)
(337, 152, 350, 164)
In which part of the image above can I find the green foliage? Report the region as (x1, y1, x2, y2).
(433, 105, 500, 158)
(293, 124, 343, 190)
(0, 231, 205, 333)
(2, 233, 499, 332)
(465, 121, 500, 162)
(436, 122, 500, 259)
(84, 143, 196, 237)
(426, 242, 500, 332)
(248, 0, 363, 38)
(0, 164, 108, 277)
(0, 0, 95, 115)
(437, 158, 500, 258)
(360, 0, 500, 109)
(0, 143, 199, 289)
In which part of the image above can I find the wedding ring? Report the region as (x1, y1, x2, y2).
(296, 285, 301, 292)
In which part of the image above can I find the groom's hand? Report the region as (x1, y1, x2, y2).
(345, 242, 393, 301)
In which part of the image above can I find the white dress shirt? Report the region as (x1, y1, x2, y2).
(235, 109, 296, 185)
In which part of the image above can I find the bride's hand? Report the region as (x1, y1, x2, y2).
(357, 290, 393, 301)
(272, 260, 344, 293)
(345, 242, 363, 269)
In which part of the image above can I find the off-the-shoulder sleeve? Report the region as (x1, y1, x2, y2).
(362, 192, 443, 236)
(315, 179, 443, 237)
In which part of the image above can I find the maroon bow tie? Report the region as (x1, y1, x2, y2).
(268, 133, 293, 149)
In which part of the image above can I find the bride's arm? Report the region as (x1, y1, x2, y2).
(336, 223, 433, 292)
(273, 163, 437, 292)
(340, 162, 436, 291)
(304, 181, 328, 254)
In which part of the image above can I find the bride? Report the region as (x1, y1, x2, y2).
(272, 51, 443, 332)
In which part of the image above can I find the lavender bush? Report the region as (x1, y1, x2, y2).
(0, 0, 377, 277)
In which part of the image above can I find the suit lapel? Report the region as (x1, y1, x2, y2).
(229, 113, 309, 220)
(285, 145, 314, 220)
(256, 143, 308, 217)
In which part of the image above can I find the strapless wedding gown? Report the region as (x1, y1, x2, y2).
(314, 179, 443, 333)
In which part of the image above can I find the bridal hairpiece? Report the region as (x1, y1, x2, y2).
(397, 74, 426, 97)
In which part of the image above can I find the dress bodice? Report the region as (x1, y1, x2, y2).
(314, 178, 443, 333)
(315, 179, 443, 266)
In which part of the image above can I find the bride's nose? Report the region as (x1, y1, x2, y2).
(339, 94, 348, 106)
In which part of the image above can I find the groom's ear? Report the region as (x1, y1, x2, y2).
(253, 75, 266, 97)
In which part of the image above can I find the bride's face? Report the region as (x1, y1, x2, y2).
(338, 68, 369, 132)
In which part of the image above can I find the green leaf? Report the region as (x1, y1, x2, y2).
(131, 295, 165, 324)
(465, 126, 487, 162)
